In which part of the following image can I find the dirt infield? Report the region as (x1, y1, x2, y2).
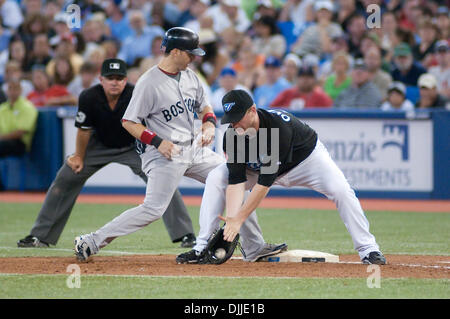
(1, 254, 449, 279)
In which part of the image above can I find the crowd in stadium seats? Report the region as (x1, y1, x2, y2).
(0, 0, 448, 114)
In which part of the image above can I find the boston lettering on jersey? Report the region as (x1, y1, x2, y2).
(162, 98, 197, 122)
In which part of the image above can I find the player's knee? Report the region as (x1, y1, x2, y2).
(141, 202, 165, 219)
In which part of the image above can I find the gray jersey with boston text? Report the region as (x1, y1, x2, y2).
(123, 66, 209, 147)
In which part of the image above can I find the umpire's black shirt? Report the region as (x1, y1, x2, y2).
(224, 109, 318, 187)
(75, 83, 135, 148)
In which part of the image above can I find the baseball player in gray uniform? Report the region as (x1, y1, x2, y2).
(74, 28, 286, 262)
(17, 58, 196, 249)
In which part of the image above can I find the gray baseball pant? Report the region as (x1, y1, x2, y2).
(29, 135, 194, 245)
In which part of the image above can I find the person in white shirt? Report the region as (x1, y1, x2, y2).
(380, 82, 415, 111)
(205, 0, 251, 34)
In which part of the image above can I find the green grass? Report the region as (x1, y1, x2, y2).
(0, 202, 449, 299)
(0, 274, 448, 299)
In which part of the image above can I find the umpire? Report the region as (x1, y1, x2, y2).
(18, 58, 196, 248)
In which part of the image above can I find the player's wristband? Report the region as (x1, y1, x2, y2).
(140, 129, 163, 148)
(202, 112, 217, 126)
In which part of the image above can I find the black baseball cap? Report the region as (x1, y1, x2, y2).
(221, 90, 254, 124)
(101, 58, 127, 77)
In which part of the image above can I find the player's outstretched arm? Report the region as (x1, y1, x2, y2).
(220, 183, 270, 242)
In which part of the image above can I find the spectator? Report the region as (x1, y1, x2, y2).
(48, 12, 72, 47)
(0, 79, 38, 159)
(232, 39, 266, 92)
(47, 34, 84, 77)
(251, 15, 287, 59)
(416, 73, 449, 109)
(412, 20, 439, 68)
(398, 0, 421, 32)
(219, 26, 244, 61)
(67, 61, 100, 97)
(251, 0, 280, 20)
(271, 65, 333, 109)
(24, 33, 52, 71)
(210, 67, 251, 112)
(428, 41, 450, 98)
(147, 0, 181, 29)
(336, 0, 360, 32)
(118, 10, 165, 66)
(318, 34, 352, 80)
(291, 0, 343, 58)
(334, 58, 382, 108)
(391, 42, 427, 87)
(104, 0, 133, 42)
(346, 13, 367, 58)
(81, 18, 108, 59)
(281, 53, 301, 85)
(101, 39, 120, 60)
(253, 56, 292, 109)
(2, 61, 33, 97)
(435, 6, 449, 40)
(27, 65, 76, 107)
(323, 52, 352, 101)
(380, 11, 398, 54)
(0, 0, 24, 29)
(16, 13, 50, 53)
(52, 56, 75, 87)
(196, 28, 229, 87)
(183, 0, 210, 33)
(205, 0, 251, 34)
(364, 46, 392, 100)
(278, 0, 314, 30)
(5, 38, 29, 73)
(380, 82, 415, 111)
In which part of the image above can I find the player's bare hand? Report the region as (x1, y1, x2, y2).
(198, 121, 215, 147)
(158, 140, 181, 160)
(67, 155, 84, 174)
(219, 215, 243, 242)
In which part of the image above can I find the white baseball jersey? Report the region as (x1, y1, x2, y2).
(123, 65, 209, 146)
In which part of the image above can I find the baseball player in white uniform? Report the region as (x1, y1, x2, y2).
(74, 28, 286, 263)
(180, 90, 386, 265)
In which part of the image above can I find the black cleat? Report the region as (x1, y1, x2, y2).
(176, 249, 207, 264)
(180, 233, 197, 248)
(17, 235, 49, 248)
(362, 251, 387, 265)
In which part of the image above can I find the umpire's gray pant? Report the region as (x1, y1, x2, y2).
(29, 135, 194, 245)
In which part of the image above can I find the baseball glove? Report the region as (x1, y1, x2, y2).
(203, 224, 242, 264)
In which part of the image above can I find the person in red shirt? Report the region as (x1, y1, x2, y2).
(270, 65, 333, 109)
(26, 65, 77, 107)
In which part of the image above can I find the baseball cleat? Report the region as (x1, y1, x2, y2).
(180, 233, 197, 248)
(17, 235, 49, 248)
(74, 235, 93, 262)
(362, 251, 387, 265)
(176, 249, 207, 264)
(251, 243, 288, 262)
